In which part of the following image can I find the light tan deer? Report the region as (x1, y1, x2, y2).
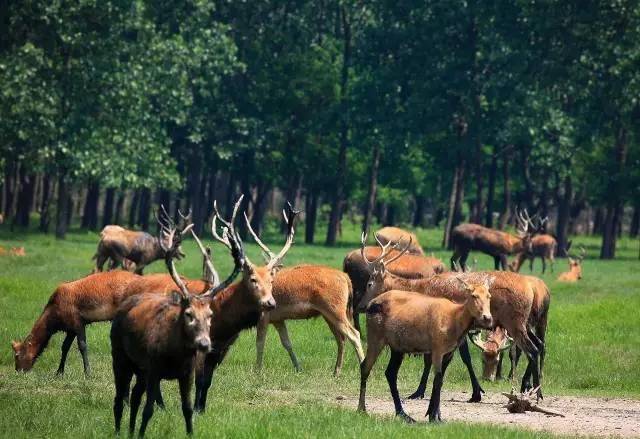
(557, 246, 586, 282)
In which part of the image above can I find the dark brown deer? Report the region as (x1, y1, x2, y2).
(451, 210, 540, 271)
(111, 207, 244, 437)
(194, 197, 298, 412)
(376, 226, 425, 255)
(94, 217, 190, 274)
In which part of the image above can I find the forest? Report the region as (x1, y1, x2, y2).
(1, 0, 639, 259)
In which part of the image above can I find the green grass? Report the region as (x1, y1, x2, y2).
(0, 223, 638, 438)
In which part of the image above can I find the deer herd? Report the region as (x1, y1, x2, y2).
(10, 200, 588, 435)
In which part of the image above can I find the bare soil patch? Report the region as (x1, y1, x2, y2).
(334, 391, 640, 437)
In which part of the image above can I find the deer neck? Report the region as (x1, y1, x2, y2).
(511, 236, 529, 254)
(385, 272, 422, 293)
(24, 307, 56, 363)
(211, 283, 261, 334)
(451, 301, 476, 342)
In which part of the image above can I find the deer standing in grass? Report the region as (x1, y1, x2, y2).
(111, 208, 244, 437)
(193, 197, 298, 412)
(509, 234, 558, 274)
(451, 210, 540, 271)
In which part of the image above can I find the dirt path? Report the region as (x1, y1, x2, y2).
(334, 391, 640, 437)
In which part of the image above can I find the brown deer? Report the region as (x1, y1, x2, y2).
(358, 278, 493, 423)
(376, 226, 425, 255)
(93, 218, 189, 274)
(344, 235, 445, 331)
(256, 264, 364, 376)
(360, 238, 545, 401)
(469, 327, 513, 381)
(509, 233, 559, 274)
(451, 210, 540, 271)
(193, 197, 298, 412)
(557, 246, 586, 282)
(111, 206, 244, 437)
(11, 270, 140, 376)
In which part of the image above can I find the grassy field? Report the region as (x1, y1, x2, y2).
(0, 222, 638, 438)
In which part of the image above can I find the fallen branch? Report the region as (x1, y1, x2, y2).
(502, 387, 565, 418)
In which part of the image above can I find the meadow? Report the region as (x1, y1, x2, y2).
(1, 223, 639, 438)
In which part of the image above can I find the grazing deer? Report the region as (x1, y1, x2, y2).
(509, 233, 559, 274)
(451, 210, 540, 271)
(557, 246, 586, 282)
(360, 235, 545, 401)
(11, 270, 140, 376)
(193, 197, 298, 412)
(469, 327, 513, 381)
(94, 219, 189, 274)
(256, 264, 364, 376)
(358, 277, 493, 423)
(376, 226, 425, 255)
(111, 207, 244, 437)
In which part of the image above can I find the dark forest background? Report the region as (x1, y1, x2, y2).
(1, 1, 639, 258)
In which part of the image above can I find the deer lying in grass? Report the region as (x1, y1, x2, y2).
(361, 234, 545, 401)
(94, 219, 189, 274)
(111, 208, 243, 437)
(358, 277, 493, 423)
(256, 264, 364, 376)
(509, 232, 559, 274)
(557, 246, 586, 282)
(376, 226, 425, 255)
(451, 210, 541, 271)
(193, 197, 298, 412)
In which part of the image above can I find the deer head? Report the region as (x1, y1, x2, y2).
(456, 276, 494, 329)
(470, 327, 513, 381)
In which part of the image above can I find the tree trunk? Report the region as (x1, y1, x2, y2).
(204, 172, 218, 223)
(55, 176, 71, 239)
(630, 204, 639, 238)
(251, 183, 271, 236)
(102, 187, 115, 228)
(473, 158, 484, 224)
(39, 175, 53, 233)
(282, 173, 303, 233)
(15, 170, 36, 228)
(498, 151, 512, 230)
(82, 182, 100, 230)
(186, 156, 204, 235)
(362, 144, 381, 233)
(600, 126, 628, 259)
(3, 160, 17, 220)
(305, 190, 318, 244)
(384, 204, 396, 226)
(442, 161, 466, 249)
(325, 5, 351, 247)
(114, 191, 125, 225)
(129, 189, 140, 228)
(138, 188, 151, 231)
(413, 195, 425, 227)
(592, 207, 603, 235)
(555, 176, 572, 256)
(484, 152, 497, 227)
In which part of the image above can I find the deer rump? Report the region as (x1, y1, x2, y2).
(452, 224, 517, 256)
(98, 228, 158, 264)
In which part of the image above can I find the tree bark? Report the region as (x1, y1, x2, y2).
(472, 158, 484, 224)
(128, 189, 140, 228)
(39, 175, 53, 233)
(630, 204, 639, 238)
(362, 145, 381, 233)
(485, 151, 497, 227)
(102, 187, 115, 228)
(442, 160, 466, 249)
(413, 195, 425, 227)
(250, 183, 271, 236)
(555, 176, 572, 256)
(114, 191, 125, 225)
(15, 170, 36, 228)
(138, 188, 151, 231)
(55, 175, 71, 239)
(384, 204, 396, 226)
(3, 160, 17, 220)
(600, 126, 628, 259)
(498, 151, 512, 230)
(81, 182, 100, 230)
(325, 5, 351, 247)
(305, 190, 318, 244)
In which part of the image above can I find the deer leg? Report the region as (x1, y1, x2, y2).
(155, 385, 165, 409)
(459, 338, 484, 402)
(529, 257, 534, 272)
(386, 350, 413, 423)
(95, 253, 108, 272)
(541, 257, 546, 274)
(508, 345, 522, 380)
(128, 374, 146, 435)
(56, 332, 76, 376)
(358, 336, 385, 412)
(496, 351, 504, 380)
(335, 320, 364, 364)
(323, 317, 345, 376)
(408, 354, 432, 399)
(113, 359, 133, 434)
(426, 351, 454, 423)
(273, 321, 302, 372)
(76, 325, 90, 377)
(255, 316, 269, 371)
(194, 347, 229, 413)
(178, 373, 194, 435)
(352, 311, 361, 333)
(138, 375, 159, 437)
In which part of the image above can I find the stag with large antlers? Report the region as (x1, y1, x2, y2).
(193, 196, 299, 412)
(93, 209, 192, 274)
(451, 209, 542, 271)
(111, 207, 244, 437)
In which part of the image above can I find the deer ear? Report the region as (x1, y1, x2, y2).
(484, 276, 495, 290)
(456, 277, 472, 292)
(11, 341, 20, 352)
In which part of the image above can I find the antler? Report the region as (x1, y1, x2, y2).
(577, 245, 587, 262)
(211, 196, 244, 251)
(157, 205, 193, 300)
(469, 331, 487, 350)
(380, 237, 413, 266)
(360, 231, 398, 270)
(201, 228, 245, 299)
(245, 201, 299, 270)
(191, 232, 220, 286)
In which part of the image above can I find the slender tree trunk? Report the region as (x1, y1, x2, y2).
(205, 172, 218, 222)
(102, 187, 115, 228)
(281, 173, 303, 233)
(251, 183, 271, 236)
(186, 156, 204, 235)
(82, 182, 100, 230)
(555, 176, 572, 256)
(137, 188, 151, 231)
(592, 207, 603, 235)
(362, 145, 381, 233)
(39, 175, 53, 233)
(384, 204, 395, 226)
(498, 151, 512, 230)
(129, 189, 140, 228)
(114, 190, 125, 225)
(55, 175, 71, 239)
(630, 204, 639, 238)
(485, 151, 497, 227)
(473, 159, 484, 224)
(3, 160, 17, 219)
(601, 126, 628, 259)
(224, 170, 237, 219)
(443, 160, 466, 249)
(15, 170, 36, 228)
(326, 5, 351, 246)
(305, 190, 318, 244)
(413, 195, 425, 227)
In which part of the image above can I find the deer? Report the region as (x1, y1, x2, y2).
(358, 277, 494, 423)
(343, 238, 445, 331)
(376, 226, 425, 255)
(193, 196, 298, 412)
(508, 217, 558, 273)
(557, 246, 586, 282)
(93, 220, 189, 274)
(451, 209, 541, 271)
(111, 206, 244, 437)
(360, 233, 545, 401)
(256, 264, 364, 376)
(469, 326, 513, 381)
